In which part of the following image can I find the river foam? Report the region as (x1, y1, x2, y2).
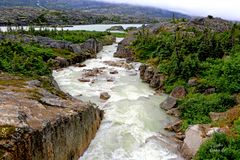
(53, 38, 183, 160)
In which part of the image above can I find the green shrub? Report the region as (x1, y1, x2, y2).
(0, 41, 51, 77)
(195, 133, 240, 160)
(179, 93, 235, 125)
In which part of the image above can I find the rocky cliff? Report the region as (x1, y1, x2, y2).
(0, 73, 103, 160)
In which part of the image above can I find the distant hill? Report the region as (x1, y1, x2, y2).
(0, 0, 190, 19)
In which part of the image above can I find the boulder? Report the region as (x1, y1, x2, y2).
(160, 96, 177, 111)
(181, 125, 209, 159)
(143, 67, 155, 83)
(166, 108, 181, 117)
(69, 44, 82, 54)
(106, 77, 115, 82)
(83, 68, 103, 77)
(75, 63, 86, 67)
(78, 78, 91, 82)
(164, 120, 182, 132)
(139, 64, 147, 79)
(55, 56, 69, 68)
(170, 86, 187, 99)
(150, 72, 164, 88)
(110, 70, 118, 74)
(114, 36, 135, 60)
(100, 92, 111, 100)
(107, 25, 125, 31)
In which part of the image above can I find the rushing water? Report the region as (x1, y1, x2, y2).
(53, 38, 183, 160)
(0, 24, 142, 32)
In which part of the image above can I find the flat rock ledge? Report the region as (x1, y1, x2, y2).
(0, 74, 103, 160)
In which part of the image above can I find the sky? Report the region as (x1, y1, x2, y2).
(97, 0, 240, 21)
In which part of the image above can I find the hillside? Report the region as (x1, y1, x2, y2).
(0, 0, 190, 19)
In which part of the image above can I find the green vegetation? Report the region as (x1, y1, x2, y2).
(0, 29, 116, 78)
(195, 133, 240, 160)
(132, 24, 240, 126)
(0, 125, 15, 140)
(0, 41, 52, 77)
(180, 93, 235, 128)
(5, 27, 112, 44)
(131, 22, 240, 158)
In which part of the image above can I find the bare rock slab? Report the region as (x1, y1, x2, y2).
(160, 96, 177, 111)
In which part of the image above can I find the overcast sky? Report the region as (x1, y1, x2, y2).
(97, 0, 240, 21)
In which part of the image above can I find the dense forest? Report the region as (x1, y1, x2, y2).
(131, 19, 240, 159)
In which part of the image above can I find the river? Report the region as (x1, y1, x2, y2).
(0, 24, 142, 32)
(53, 38, 183, 160)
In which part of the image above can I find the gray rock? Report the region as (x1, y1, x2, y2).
(26, 80, 41, 87)
(110, 70, 118, 74)
(55, 56, 69, 67)
(139, 64, 147, 79)
(100, 92, 111, 100)
(78, 78, 91, 82)
(107, 25, 125, 31)
(170, 86, 187, 99)
(150, 72, 164, 88)
(166, 108, 181, 117)
(160, 96, 177, 111)
(165, 120, 182, 132)
(143, 67, 155, 83)
(69, 44, 82, 54)
(114, 36, 135, 60)
(181, 125, 209, 159)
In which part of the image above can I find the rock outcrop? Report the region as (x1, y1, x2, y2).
(180, 124, 221, 159)
(114, 36, 136, 61)
(0, 73, 103, 160)
(0, 34, 103, 69)
(106, 26, 125, 31)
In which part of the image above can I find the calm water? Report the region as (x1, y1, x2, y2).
(0, 24, 142, 32)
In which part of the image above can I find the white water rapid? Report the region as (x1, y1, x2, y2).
(53, 38, 183, 160)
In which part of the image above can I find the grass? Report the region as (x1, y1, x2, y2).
(0, 125, 15, 140)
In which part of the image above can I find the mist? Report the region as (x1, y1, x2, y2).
(97, 0, 240, 21)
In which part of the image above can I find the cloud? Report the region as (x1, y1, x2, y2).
(97, 0, 240, 21)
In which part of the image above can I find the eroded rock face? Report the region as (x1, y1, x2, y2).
(0, 74, 103, 160)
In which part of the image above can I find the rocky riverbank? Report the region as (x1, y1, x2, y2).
(138, 64, 221, 159)
(0, 32, 114, 159)
(0, 73, 103, 159)
(113, 17, 235, 159)
(0, 33, 107, 69)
